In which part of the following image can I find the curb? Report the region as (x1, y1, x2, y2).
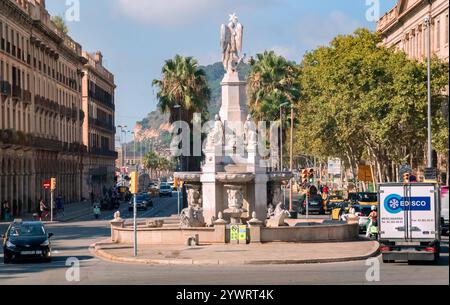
(92, 241, 381, 266)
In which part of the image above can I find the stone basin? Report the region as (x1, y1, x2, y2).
(174, 172, 201, 183)
(215, 172, 255, 183)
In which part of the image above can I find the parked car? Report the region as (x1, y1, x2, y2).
(357, 192, 378, 206)
(159, 183, 173, 197)
(325, 195, 345, 213)
(128, 194, 152, 212)
(2, 220, 53, 264)
(347, 192, 358, 204)
(299, 194, 325, 215)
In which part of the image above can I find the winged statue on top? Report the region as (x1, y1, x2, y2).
(221, 13, 244, 73)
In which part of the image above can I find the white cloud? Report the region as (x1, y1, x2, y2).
(115, 0, 281, 27)
(269, 46, 299, 61)
(115, 0, 215, 26)
(297, 11, 361, 49)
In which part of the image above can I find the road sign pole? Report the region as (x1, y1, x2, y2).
(306, 193, 309, 219)
(178, 189, 181, 215)
(133, 193, 137, 257)
(50, 190, 54, 223)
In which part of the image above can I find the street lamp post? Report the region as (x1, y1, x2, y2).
(279, 102, 289, 171)
(424, 16, 433, 168)
(279, 102, 289, 210)
(117, 125, 127, 168)
(132, 131, 137, 171)
(174, 104, 182, 171)
(289, 104, 295, 215)
(117, 125, 127, 186)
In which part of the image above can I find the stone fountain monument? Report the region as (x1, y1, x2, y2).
(175, 14, 291, 226)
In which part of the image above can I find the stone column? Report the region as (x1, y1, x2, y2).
(201, 173, 223, 226)
(110, 213, 125, 243)
(254, 174, 269, 223)
(248, 212, 263, 244)
(219, 72, 248, 125)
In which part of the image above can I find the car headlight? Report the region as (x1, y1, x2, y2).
(6, 241, 16, 248)
(40, 239, 50, 246)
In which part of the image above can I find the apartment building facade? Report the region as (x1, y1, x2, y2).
(0, 0, 116, 217)
(81, 51, 117, 199)
(377, 0, 449, 62)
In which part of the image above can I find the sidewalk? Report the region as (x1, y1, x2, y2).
(93, 240, 380, 266)
(0, 201, 95, 223)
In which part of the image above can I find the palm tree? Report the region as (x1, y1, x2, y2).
(247, 51, 301, 123)
(143, 151, 159, 179)
(247, 51, 301, 170)
(152, 55, 210, 124)
(152, 55, 211, 171)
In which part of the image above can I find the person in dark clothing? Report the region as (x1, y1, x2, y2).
(56, 195, 64, 216)
(2, 200, 11, 221)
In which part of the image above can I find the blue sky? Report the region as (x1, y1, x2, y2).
(46, 0, 397, 137)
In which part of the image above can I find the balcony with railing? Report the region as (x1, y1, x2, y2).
(12, 84, 22, 100)
(88, 117, 115, 133)
(1, 80, 11, 97)
(90, 146, 118, 158)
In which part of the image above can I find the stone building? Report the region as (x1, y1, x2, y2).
(377, 0, 449, 62)
(0, 0, 115, 217)
(377, 0, 449, 183)
(81, 51, 117, 199)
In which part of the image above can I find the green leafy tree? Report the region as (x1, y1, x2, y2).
(296, 28, 449, 183)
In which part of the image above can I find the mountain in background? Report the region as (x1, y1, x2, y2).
(132, 62, 250, 148)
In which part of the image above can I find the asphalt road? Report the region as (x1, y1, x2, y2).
(0, 193, 448, 285)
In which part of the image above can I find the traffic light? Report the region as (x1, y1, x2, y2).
(308, 168, 314, 183)
(301, 169, 308, 185)
(130, 171, 138, 194)
(50, 178, 57, 191)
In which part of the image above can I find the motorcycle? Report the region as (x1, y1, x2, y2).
(367, 220, 379, 240)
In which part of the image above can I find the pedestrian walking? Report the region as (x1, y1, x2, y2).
(2, 200, 11, 222)
(56, 194, 64, 216)
(39, 199, 49, 221)
(90, 191, 95, 204)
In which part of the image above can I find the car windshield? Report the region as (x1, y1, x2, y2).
(160, 185, 170, 189)
(358, 193, 378, 202)
(9, 224, 45, 237)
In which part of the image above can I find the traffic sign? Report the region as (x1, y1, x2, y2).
(239, 225, 247, 243)
(230, 225, 239, 242)
(43, 180, 51, 190)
